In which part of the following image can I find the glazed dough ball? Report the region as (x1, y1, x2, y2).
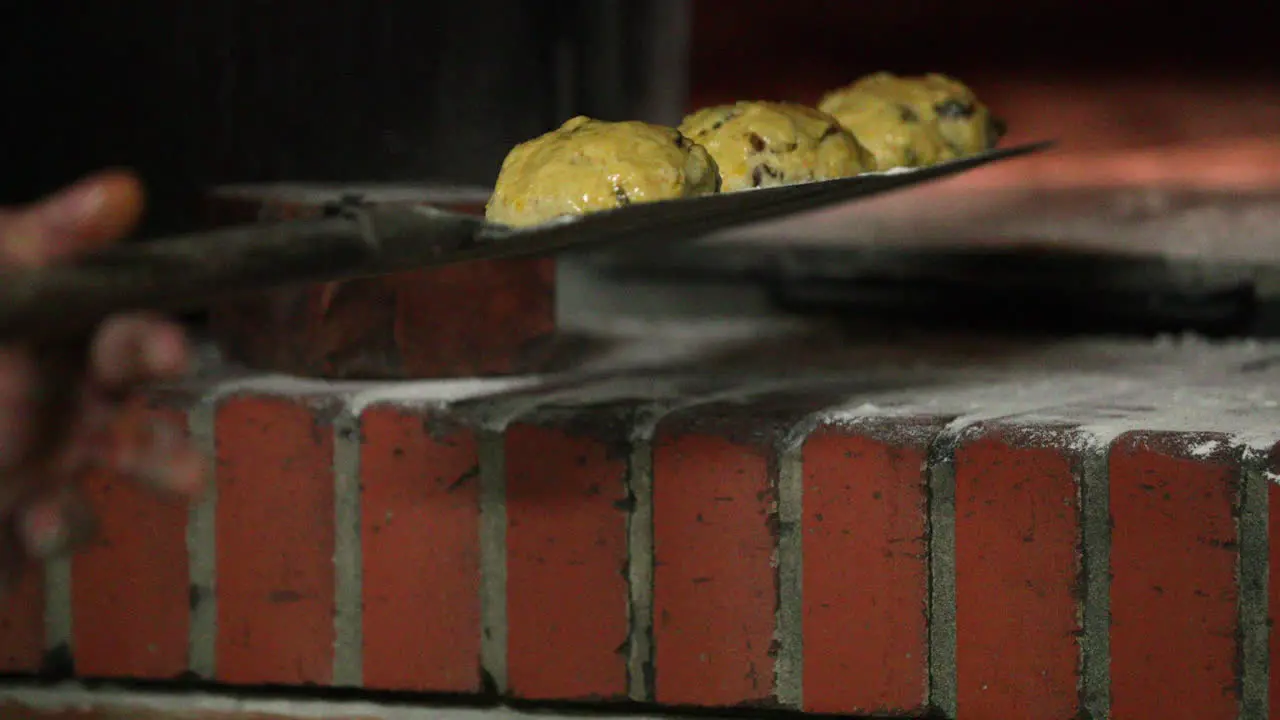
(820, 72, 1004, 169)
(873, 73, 1003, 157)
(678, 101, 873, 192)
(818, 87, 953, 170)
(485, 116, 720, 228)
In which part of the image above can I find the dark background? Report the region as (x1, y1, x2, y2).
(0, 0, 1275, 236)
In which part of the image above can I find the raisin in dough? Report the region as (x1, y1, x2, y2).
(485, 116, 719, 227)
(677, 101, 872, 192)
(820, 73, 1005, 169)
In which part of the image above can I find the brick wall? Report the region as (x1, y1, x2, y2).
(7, 331, 1280, 720)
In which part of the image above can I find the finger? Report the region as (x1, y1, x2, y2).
(90, 313, 190, 389)
(17, 486, 96, 561)
(49, 170, 146, 248)
(0, 170, 145, 268)
(102, 411, 206, 497)
(120, 443, 206, 499)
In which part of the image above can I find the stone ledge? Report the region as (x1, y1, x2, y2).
(8, 337, 1280, 719)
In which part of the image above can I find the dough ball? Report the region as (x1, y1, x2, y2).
(818, 88, 952, 170)
(678, 101, 873, 192)
(881, 73, 1003, 156)
(820, 73, 1004, 169)
(485, 116, 720, 228)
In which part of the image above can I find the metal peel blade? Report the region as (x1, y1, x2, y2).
(0, 141, 1051, 340)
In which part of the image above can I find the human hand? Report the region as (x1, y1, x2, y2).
(0, 171, 206, 589)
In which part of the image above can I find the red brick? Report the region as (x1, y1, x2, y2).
(1267, 443, 1280, 720)
(205, 188, 558, 381)
(652, 420, 777, 706)
(504, 416, 630, 701)
(359, 406, 482, 693)
(388, 258, 557, 378)
(214, 394, 336, 685)
(72, 399, 191, 679)
(1110, 432, 1240, 720)
(954, 428, 1082, 720)
(800, 419, 936, 715)
(0, 568, 44, 673)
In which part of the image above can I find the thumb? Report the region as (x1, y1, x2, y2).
(0, 170, 145, 269)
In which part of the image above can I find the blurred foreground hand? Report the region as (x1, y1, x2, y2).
(0, 171, 205, 590)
